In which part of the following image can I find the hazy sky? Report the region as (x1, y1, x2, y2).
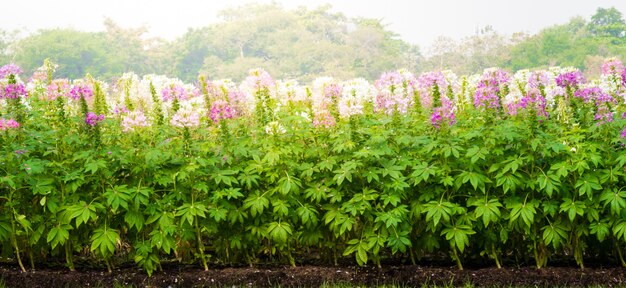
(3, 0, 626, 48)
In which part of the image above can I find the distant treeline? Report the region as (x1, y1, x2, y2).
(0, 4, 625, 81)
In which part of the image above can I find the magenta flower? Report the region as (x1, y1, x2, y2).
(375, 71, 416, 114)
(431, 97, 456, 128)
(85, 112, 105, 127)
(1, 83, 27, 99)
(473, 69, 510, 110)
(0, 118, 20, 130)
(0, 64, 22, 78)
(508, 88, 549, 119)
(70, 83, 94, 101)
(555, 71, 585, 88)
(418, 71, 448, 109)
(622, 127, 626, 138)
(622, 68, 626, 86)
(210, 100, 235, 123)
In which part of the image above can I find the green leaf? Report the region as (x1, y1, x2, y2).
(469, 198, 502, 227)
(441, 224, 475, 252)
(423, 201, 456, 229)
(590, 221, 610, 242)
(266, 221, 292, 244)
(558, 198, 586, 222)
(542, 222, 569, 248)
(90, 226, 120, 257)
(575, 175, 602, 199)
(243, 192, 269, 217)
(508, 200, 536, 228)
(600, 189, 626, 216)
(47, 224, 72, 249)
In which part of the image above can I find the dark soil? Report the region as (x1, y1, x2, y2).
(1, 263, 626, 288)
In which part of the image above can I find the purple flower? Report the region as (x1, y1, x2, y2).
(622, 68, 626, 86)
(508, 88, 549, 119)
(0, 64, 22, 79)
(622, 127, 626, 138)
(70, 83, 94, 101)
(1, 83, 27, 99)
(574, 87, 615, 105)
(313, 111, 336, 128)
(431, 97, 456, 128)
(555, 71, 585, 88)
(15, 149, 27, 155)
(418, 71, 448, 109)
(85, 112, 105, 127)
(473, 69, 510, 110)
(210, 100, 235, 123)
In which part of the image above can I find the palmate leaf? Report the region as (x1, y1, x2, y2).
(242, 192, 269, 217)
(508, 200, 537, 228)
(387, 230, 412, 254)
(558, 198, 586, 222)
(575, 175, 602, 199)
(542, 222, 569, 248)
(590, 221, 610, 242)
(423, 201, 456, 229)
(90, 226, 120, 257)
(469, 198, 502, 227)
(47, 224, 72, 249)
(175, 203, 208, 225)
(600, 189, 626, 216)
(266, 221, 292, 244)
(441, 224, 475, 252)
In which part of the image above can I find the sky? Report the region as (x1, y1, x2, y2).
(3, 0, 626, 48)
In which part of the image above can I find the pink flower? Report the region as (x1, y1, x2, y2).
(0, 118, 20, 130)
(121, 111, 150, 132)
(45, 79, 70, 101)
(621, 127, 626, 138)
(161, 84, 188, 102)
(170, 108, 200, 128)
(313, 111, 336, 128)
(602, 58, 624, 75)
(0, 64, 22, 78)
(210, 100, 235, 123)
(243, 68, 274, 91)
(70, 83, 94, 101)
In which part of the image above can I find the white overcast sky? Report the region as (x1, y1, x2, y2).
(3, 0, 626, 48)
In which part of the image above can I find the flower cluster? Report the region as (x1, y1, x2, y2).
(0, 118, 20, 130)
(312, 111, 336, 128)
(0, 64, 22, 79)
(121, 111, 150, 132)
(170, 108, 200, 128)
(209, 100, 235, 123)
(45, 79, 70, 101)
(338, 78, 373, 119)
(243, 68, 275, 92)
(431, 97, 456, 128)
(85, 112, 105, 127)
(555, 71, 585, 88)
(375, 71, 416, 115)
(1, 82, 27, 99)
(474, 68, 510, 110)
(161, 83, 188, 102)
(70, 82, 94, 101)
(417, 71, 448, 109)
(602, 58, 624, 75)
(507, 88, 549, 119)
